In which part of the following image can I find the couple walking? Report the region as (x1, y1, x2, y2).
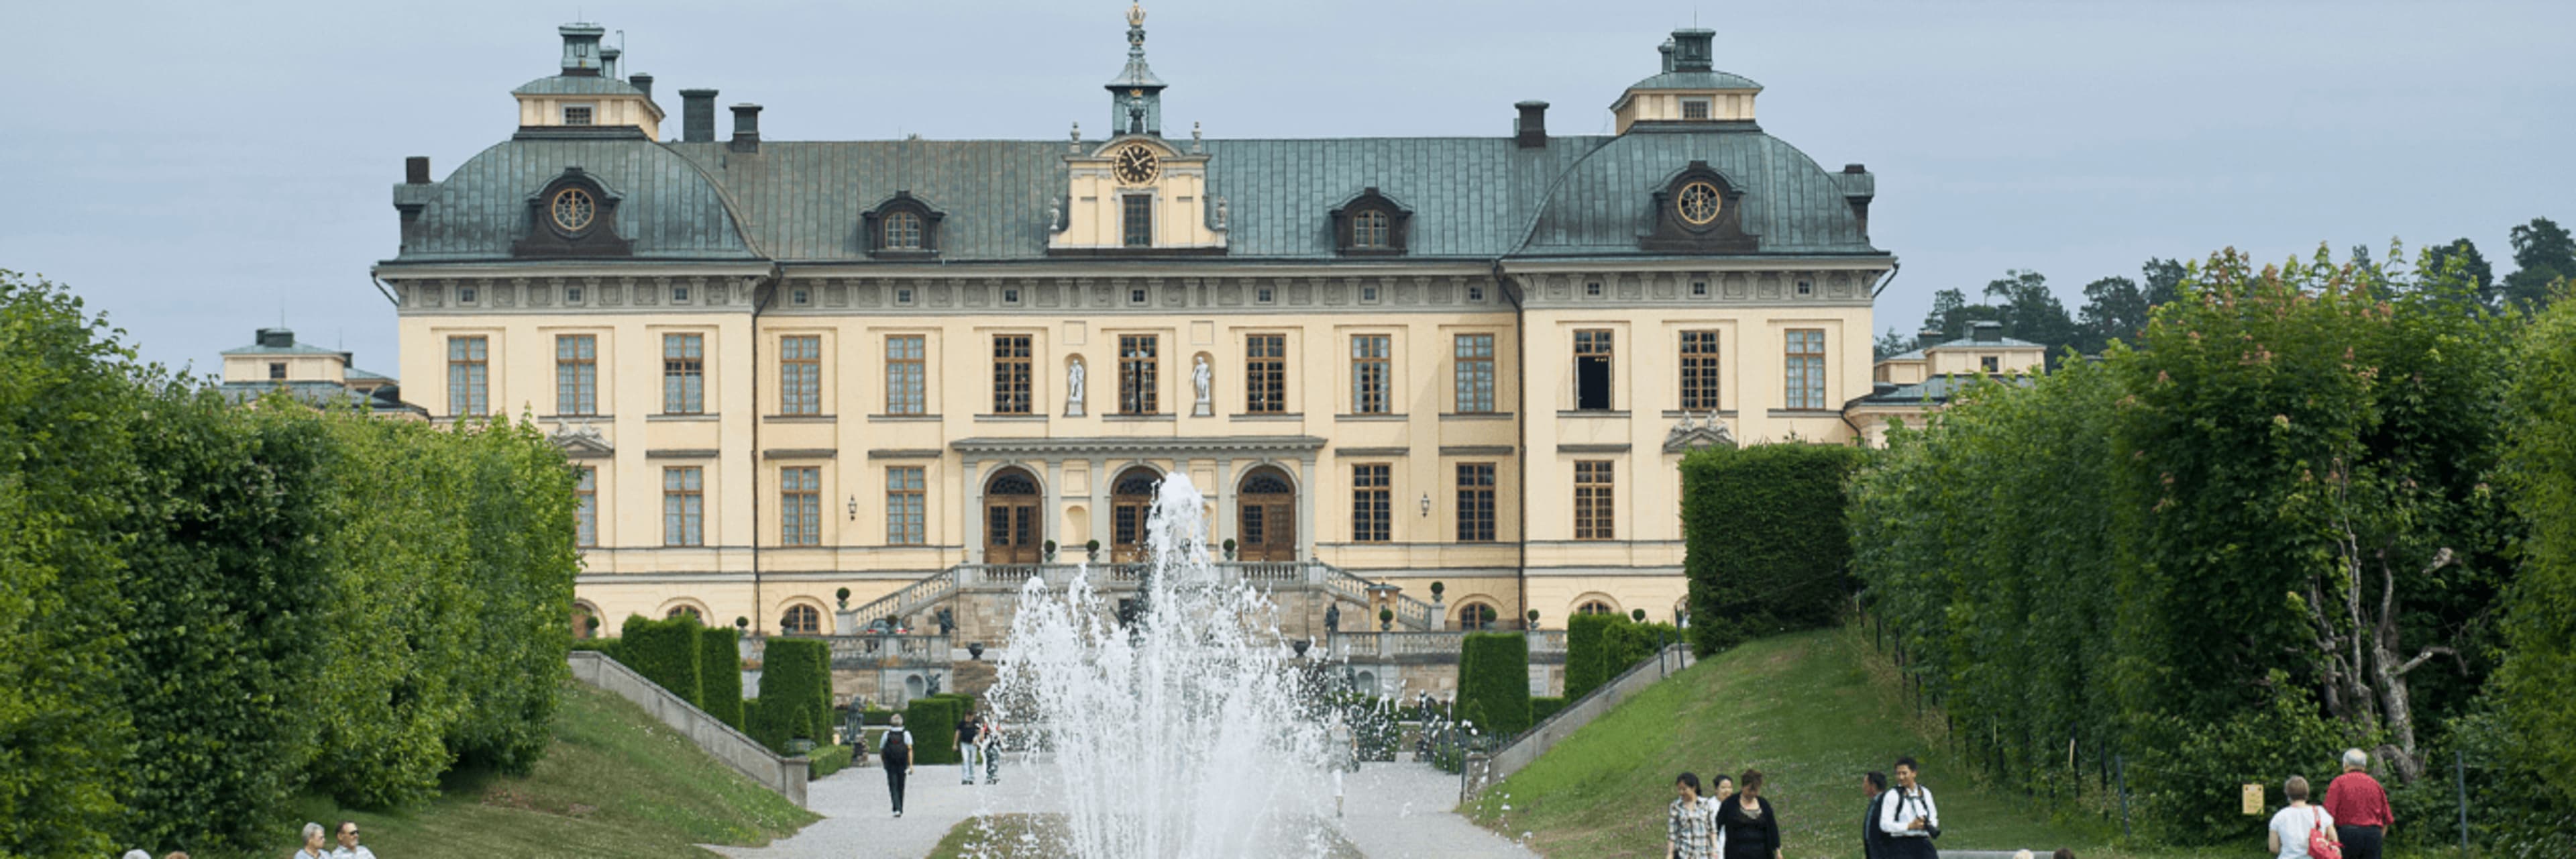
(1666, 768, 1781, 859)
(876, 707, 1004, 818)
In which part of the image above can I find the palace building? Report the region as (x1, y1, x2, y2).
(374, 10, 1898, 680)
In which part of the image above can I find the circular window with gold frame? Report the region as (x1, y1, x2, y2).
(1676, 181, 1723, 226)
(550, 187, 596, 234)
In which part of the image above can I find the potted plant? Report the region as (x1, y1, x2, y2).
(735, 617, 755, 659)
(583, 615, 601, 638)
(967, 642, 986, 661)
(1043, 540, 1058, 562)
(1377, 607, 1394, 631)
(1630, 608, 1646, 623)
(835, 587, 851, 609)
(1525, 609, 1541, 630)
(1429, 581, 1446, 605)
(1222, 538, 1238, 561)
(1085, 539, 1102, 560)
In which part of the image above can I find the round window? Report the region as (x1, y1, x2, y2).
(551, 187, 596, 234)
(1676, 181, 1723, 226)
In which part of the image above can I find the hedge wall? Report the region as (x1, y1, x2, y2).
(1680, 442, 1866, 655)
(1530, 696, 1568, 724)
(698, 627, 744, 730)
(806, 744, 855, 778)
(1457, 632, 1532, 737)
(754, 638, 831, 754)
(1603, 619, 1681, 672)
(1562, 613, 1619, 701)
(904, 696, 966, 765)
(622, 615, 704, 711)
(2501, 288, 2576, 827)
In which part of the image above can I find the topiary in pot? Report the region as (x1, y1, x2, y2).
(1525, 609, 1541, 629)
(1085, 539, 1102, 560)
(1222, 538, 1237, 560)
(1430, 581, 1446, 600)
(1378, 607, 1395, 631)
(1631, 608, 1646, 622)
(835, 587, 851, 609)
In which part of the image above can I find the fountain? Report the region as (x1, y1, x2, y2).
(992, 472, 1340, 858)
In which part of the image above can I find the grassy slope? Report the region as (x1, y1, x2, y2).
(274, 680, 818, 858)
(1466, 625, 2137, 859)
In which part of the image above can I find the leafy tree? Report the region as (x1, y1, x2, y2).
(2499, 290, 2576, 813)
(1874, 327, 1914, 360)
(2141, 258, 2189, 307)
(1986, 269, 2079, 360)
(2426, 238, 2498, 307)
(2075, 274, 2149, 354)
(2504, 217, 2574, 311)
(1920, 287, 2002, 341)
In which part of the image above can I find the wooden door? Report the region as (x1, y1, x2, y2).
(1236, 466, 1297, 561)
(985, 469, 1042, 564)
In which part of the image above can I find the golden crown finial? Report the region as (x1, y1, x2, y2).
(1127, 3, 1146, 28)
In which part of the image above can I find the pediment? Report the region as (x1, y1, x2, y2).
(550, 419, 614, 458)
(1662, 414, 1737, 453)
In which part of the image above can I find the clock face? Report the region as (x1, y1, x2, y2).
(1112, 144, 1161, 185)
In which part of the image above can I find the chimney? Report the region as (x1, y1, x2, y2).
(1658, 38, 1676, 73)
(600, 45, 621, 79)
(257, 328, 296, 348)
(1972, 320, 2003, 343)
(405, 156, 431, 185)
(629, 73, 653, 101)
(729, 103, 762, 153)
(1670, 28, 1715, 72)
(1514, 101, 1549, 148)
(680, 89, 718, 142)
(558, 23, 606, 77)
(1917, 329, 1944, 351)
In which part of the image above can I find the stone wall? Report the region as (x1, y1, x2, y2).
(568, 650, 808, 807)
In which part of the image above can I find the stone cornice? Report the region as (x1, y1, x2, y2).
(951, 435, 1327, 458)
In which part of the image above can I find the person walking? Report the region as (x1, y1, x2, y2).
(957, 709, 983, 785)
(1879, 756, 1941, 859)
(2268, 775, 2340, 858)
(294, 823, 331, 859)
(1862, 771, 1894, 859)
(1668, 772, 1717, 859)
(2322, 748, 2392, 859)
(881, 713, 916, 817)
(330, 820, 376, 859)
(976, 713, 1003, 785)
(1715, 769, 1783, 859)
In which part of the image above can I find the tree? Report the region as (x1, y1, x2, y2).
(2426, 238, 2498, 307)
(1921, 288, 2002, 341)
(2504, 217, 2574, 311)
(2141, 258, 2188, 307)
(2076, 275, 2149, 353)
(1984, 270, 2078, 360)
(2500, 289, 2576, 813)
(1874, 327, 1914, 360)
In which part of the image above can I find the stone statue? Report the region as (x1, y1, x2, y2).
(1324, 603, 1341, 633)
(1048, 199, 1063, 233)
(936, 607, 955, 636)
(1214, 196, 1230, 230)
(1066, 358, 1087, 416)
(1069, 121, 1081, 153)
(1191, 354, 1212, 415)
(1191, 121, 1203, 153)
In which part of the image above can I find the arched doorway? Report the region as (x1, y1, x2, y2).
(1236, 466, 1297, 562)
(1111, 466, 1162, 562)
(985, 468, 1042, 564)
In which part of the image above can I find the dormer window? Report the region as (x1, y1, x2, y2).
(513, 167, 631, 258)
(884, 211, 922, 250)
(863, 191, 945, 258)
(1681, 98, 1711, 120)
(1353, 210, 1390, 248)
(1330, 188, 1413, 256)
(563, 104, 596, 125)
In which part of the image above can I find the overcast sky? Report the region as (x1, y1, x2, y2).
(3, 0, 2568, 374)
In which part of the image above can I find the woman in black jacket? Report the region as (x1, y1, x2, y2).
(1715, 768, 1783, 859)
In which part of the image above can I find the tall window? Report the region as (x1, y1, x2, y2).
(1351, 335, 1391, 414)
(781, 466, 820, 547)
(1119, 334, 1159, 415)
(1352, 464, 1391, 543)
(886, 466, 926, 545)
(556, 334, 598, 416)
(1578, 600, 1617, 616)
(1245, 334, 1287, 414)
(1680, 330, 1721, 411)
(662, 334, 704, 415)
(1454, 334, 1495, 413)
(886, 335, 926, 415)
(574, 466, 598, 548)
(1574, 460, 1615, 540)
(663, 466, 704, 547)
(782, 604, 822, 636)
(447, 336, 488, 415)
(1456, 462, 1496, 542)
(780, 335, 821, 415)
(1353, 209, 1390, 248)
(1573, 330, 1614, 411)
(884, 211, 922, 250)
(1458, 603, 1498, 631)
(1784, 329, 1827, 410)
(992, 334, 1032, 414)
(1122, 194, 1152, 247)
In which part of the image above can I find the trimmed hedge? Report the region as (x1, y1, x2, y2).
(698, 627, 744, 730)
(1562, 613, 1621, 701)
(753, 638, 831, 754)
(1530, 696, 1569, 724)
(621, 615, 704, 710)
(1680, 442, 1866, 655)
(1458, 631, 1532, 737)
(570, 638, 623, 662)
(904, 696, 967, 765)
(806, 744, 855, 778)
(1604, 619, 1681, 671)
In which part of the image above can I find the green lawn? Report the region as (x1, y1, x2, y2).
(264, 680, 818, 858)
(1466, 625, 2149, 859)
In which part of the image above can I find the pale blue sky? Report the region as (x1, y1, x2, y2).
(2, 0, 2567, 373)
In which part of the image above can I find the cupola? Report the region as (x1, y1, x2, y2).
(1104, 3, 1168, 136)
(512, 22, 665, 139)
(1609, 28, 1762, 134)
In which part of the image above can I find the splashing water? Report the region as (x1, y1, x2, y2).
(994, 472, 1334, 858)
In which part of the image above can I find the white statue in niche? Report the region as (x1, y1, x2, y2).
(1066, 357, 1087, 417)
(1191, 354, 1213, 416)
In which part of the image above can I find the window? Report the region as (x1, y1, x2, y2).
(1003, 287, 1022, 305)
(1457, 603, 1498, 631)
(781, 466, 820, 547)
(1256, 287, 1275, 304)
(564, 104, 594, 125)
(1578, 600, 1616, 616)
(1361, 285, 1381, 303)
(1585, 281, 1603, 297)
(1118, 334, 1159, 415)
(1352, 464, 1391, 543)
(663, 466, 704, 546)
(268, 362, 286, 381)
(790, 287, 810, 305)
(662, 334, 703, 414)
(884, 211, 923, 250)
(1981, 356, 2001, 373)
(887, 466, 926, 545)
(557, 334, 598, 416)
(1467, 285, 1485, 302)
(992, 334, 1032, 415)
(885, 335, 926, 415)
(1351, 335, 1391, 414)
(1574, 460, 1615, 540)
(666, 605, 700, 621)
(1690, 280, 1709, 297)
(447, 336, 488, 415)
(574, 466, 597, 548)
(1681, 98, 1711, 120)
(1129, 287, 1148, 305)
(1353, 209, 1390, 248)
(896, 287, 916, 306)
(782, 604, 821, 636)
(1784, 329, 1827, 410)
(780, 335, 821, 415)
(1574, 329, 1613, 411)
(1680, 330, 1721, 411)
(1796, 279, 1814, 297)
(1456, 462, 1496, 542)
(672, 285, 690, 303)
(459, 284, 480, 303)
(1246, 334, 1287, 414)
(1454, 334, 1495, 413)
(1122, 194, 1152, 247)
(566, 285, 584, 303)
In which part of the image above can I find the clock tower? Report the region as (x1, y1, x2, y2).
(1105, 3, 1167, 136)
(1050, 5, 1225, 255)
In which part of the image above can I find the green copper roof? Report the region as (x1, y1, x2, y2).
(396, 138, 755, 261)
(1523, 129, 1874, 255)
(1622, 70, 1764, 93)
(511, 75, 650, 97)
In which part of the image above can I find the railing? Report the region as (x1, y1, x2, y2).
(955, 561, 1310, 591)
(845, 567, 959, 631)
(744, 634, 952, 670)
(1326, 629, 1568, 660)
(1317, 564, 1439, 631)
(852, 561, 1438, 634)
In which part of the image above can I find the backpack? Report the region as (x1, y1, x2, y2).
(881, 729, 911, 761)
(2307, 807, 2342, 859)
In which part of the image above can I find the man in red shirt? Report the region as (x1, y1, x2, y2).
(2322, 748, 2394, 859)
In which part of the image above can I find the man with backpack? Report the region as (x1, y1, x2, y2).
(1862, 771, 1893, 859)
(881, 713, 915, 817)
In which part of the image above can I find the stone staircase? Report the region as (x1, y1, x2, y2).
(836, 560, 1441, 636)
